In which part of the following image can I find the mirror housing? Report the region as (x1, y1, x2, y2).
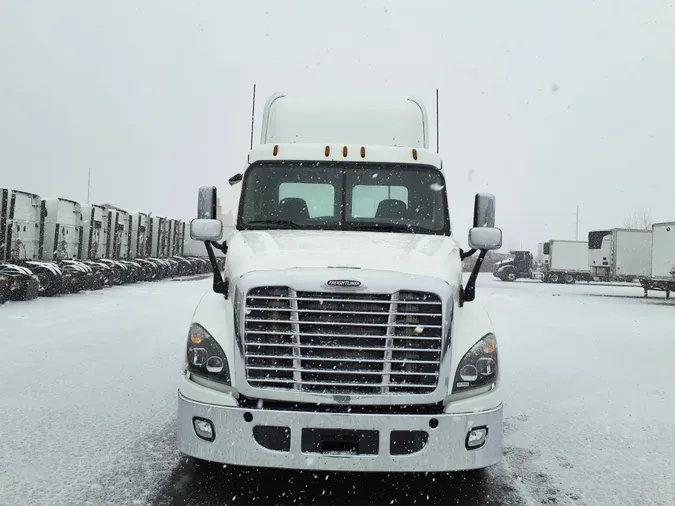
(473, 193, 496, 228)
(197, 186, 218, 219)
(468, 227, 503, 250)
(190, 218, 223, 242)
(228, 173, 243, 186)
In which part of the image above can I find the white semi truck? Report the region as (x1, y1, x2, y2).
(178, 93, 504, 475)
(540, 240, 591, 283)
(588, 229, 652, 282)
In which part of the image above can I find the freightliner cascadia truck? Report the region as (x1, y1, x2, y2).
(178, 93, 504, 475)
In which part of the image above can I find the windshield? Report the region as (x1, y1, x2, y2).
(238, 162, 450, 235)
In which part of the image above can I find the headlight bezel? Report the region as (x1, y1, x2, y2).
(186, 323, 231, 385)
(452, 333, 498, 394)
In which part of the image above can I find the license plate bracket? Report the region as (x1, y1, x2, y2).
(301, 428, 379, 455)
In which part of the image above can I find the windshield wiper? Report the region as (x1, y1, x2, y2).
(245, 220, 304, 229)
(346, 222, 418, 233)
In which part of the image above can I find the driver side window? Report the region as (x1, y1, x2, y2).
(351, 185, 409, 218)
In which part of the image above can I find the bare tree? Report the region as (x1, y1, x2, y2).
(624, 210, 652, 230)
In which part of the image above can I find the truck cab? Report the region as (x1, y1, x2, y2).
(178, 93, 504, 474)
(493, 250, 534, 281)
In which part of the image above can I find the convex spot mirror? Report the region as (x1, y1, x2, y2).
(228, 173, 243, 186)
(473, 193, 496, 228)
(468, 227, 503, 250)
(190, 219, 223, 242)
(197, 186, 218, 219)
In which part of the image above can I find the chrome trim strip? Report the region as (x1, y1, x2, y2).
(289, 287, 302, 389)
(381, 292, 398, 393)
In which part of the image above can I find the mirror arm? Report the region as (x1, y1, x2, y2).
(460, 248, 476, 260)
(204, 241, 229, 297)
(210, 240, 228, 254)
(462, 249, 487, 304)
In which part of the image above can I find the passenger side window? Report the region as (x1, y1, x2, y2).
(278, 182, 336, 218)
(351, 185, 408, 218)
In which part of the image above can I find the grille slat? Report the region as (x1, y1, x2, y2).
(245, 331, 442, 341)
(247, 295, 442, 306)
(246, 343, 442, 354)
(245, 319, 442, 328)
(243, 286, 443, 395)
(247, 307, 441, 317)
(246, 354, 440, 364)
(247, 366, 439, 377)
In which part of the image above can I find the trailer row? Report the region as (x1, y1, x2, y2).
(493, 222, 675, 298)
(1, 188, 215, 304)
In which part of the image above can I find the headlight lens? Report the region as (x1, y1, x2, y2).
(186, 323, 231, 384)
(452, 333, 498, 393)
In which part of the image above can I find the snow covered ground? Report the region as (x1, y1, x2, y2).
(0, 275, 673, 505)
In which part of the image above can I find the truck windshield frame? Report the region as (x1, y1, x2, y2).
(236, 161, 451, 236)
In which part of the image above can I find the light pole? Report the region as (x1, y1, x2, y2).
(87, 168, 91, 204)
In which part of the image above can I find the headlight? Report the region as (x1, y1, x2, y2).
(186, 323, 231, 385)
(452, 333, 498, 393)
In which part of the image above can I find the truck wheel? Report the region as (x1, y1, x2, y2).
(549, 272, 560, 283)
(34, 269, 61, 297)
(506, 272, 517, 282)
(564, 274, 575, 284)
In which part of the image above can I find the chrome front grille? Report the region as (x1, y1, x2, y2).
(243, 286, 444, 395)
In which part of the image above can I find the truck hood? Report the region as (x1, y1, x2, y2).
(225, 230, 462, 284)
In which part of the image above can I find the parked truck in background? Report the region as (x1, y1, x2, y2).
(493, 250, 534, 281)
(1, 189, 55, 299)
(2, 187, 204, 300)
(540, 240, 591, 283)
(179, 93, 505, 477)
(642, 222, 675, 299)
(588, 229, 652, 283)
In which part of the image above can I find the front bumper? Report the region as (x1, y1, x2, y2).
(177, 390, 503, 472)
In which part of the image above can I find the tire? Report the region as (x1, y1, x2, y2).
(34, 269, 62, 297)
(549, 272, 560, 283)
(564, 274, 575, 284)
(506, 271, 517, 282)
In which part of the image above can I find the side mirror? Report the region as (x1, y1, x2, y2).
(190, 219, 223, 241)
(197, 186, 218, 219)
(228, 173, 243, 186)
(468, 227, 503, 250)
(473, 193, 496, 228)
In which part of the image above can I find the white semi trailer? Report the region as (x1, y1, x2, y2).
(178, 93, 505, 476)
(540, 240, 591, 283)
(643, 222, 675, 299)
(588, 229, 652, 282)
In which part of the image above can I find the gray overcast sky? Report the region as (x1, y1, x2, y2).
(1, 0, 674, 251)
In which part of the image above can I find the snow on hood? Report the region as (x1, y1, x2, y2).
(226, 229, 462, 283)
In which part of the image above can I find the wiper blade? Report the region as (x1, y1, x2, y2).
(246, 220, 303, 229)
(346, 222, 414, 232)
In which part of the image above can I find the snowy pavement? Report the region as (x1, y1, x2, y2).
(1, 275, 673, 505)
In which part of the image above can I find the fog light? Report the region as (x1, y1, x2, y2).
(465, 426, 488, 449)
(193, 417, 215, 441)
